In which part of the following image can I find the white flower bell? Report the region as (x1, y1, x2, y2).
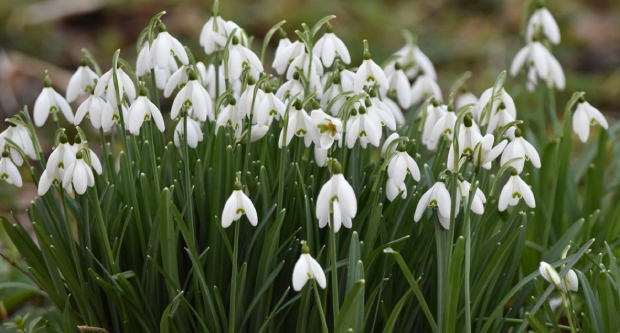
(311, 103, 342, 149)
(387, 143, 420, 188)
(66, 59, 98, 103)
(510, 40, 565, 91)
(150, 23, 189, 69)
(316, 160, 357, 233)
(498, 169, 536, 211)
(0, 151, 22, 188)
(62, 150, 95, 195)
(128, 85, 165, 135)
(525, 6, 560, 45)
(414, 180, 456, 230)
(500, 128, 541, 174)
(171, 70, 213, 122)
(34, 74, 74, 127)
(221, 180, 258, 228)
(200, 15, 228, 55)
(353, 51, 389, 93)
(0, 123, 37, 166)
(572, 98, 608, 143)
(292, 241, 327, 291)
(313, 23, 350, 67)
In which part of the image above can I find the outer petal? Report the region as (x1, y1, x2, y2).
(33, 89, 51, 127)
(309, 257, 327, 289)
(498, 179, 514, 211)
(128, 100, 146, 135)
(566, 269, 578, 292)
(332, 200, 342, 232)
(336, 174, 357, 218)
(38, 169, 53, 195)
(241, 192, 258, 226)
(414, 188, 432, 222)
(72, 162, 88, 194)
(522, 140, 541, 168)
(6, 160, 22, 187)
(221, 193, 238, 228)
(292, 256, 310, 291)
(316, 179, 333, 221)
(509, 46, 530, 77)
(518, 177, 536, 208)
(89, 150, 103, 175)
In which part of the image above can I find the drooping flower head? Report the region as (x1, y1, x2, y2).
(316, 160, 357, 232)
(66, 58, 99, 103)
(572, 97, 608, 143)
(221, 180, 258, 228)
(34, 73, 74, 127)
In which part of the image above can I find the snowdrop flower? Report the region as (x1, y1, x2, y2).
(164, 65, 191, 98)
(459, 180, 486, 215)
(572, 98, 608, 142)
(498, 169, 535, 211)
(216, 98, 244, 139)
(525, 6, 560, 45)
(427, 105, 457, 150)
(500, 128, 541, 173)
(472, 134, 507, 170)
(539, 262, 562, 290)
(136, 42, 152, 77)
(171, 71, 213, 122)
(62, 151, 96, 195)
(472, 87, 516, 125)
(311, 103, 342, 149)
(239, 124, 270, 144)
(74, 93, 105, 129)
(382, 97, 406, 127)
(384, 62, 411, 109)
(200, 15, 228, 54)
(71, 136, 102, 176)
(94, 67, 136, 108)
(287, 51, 323, 95)
(510, 41, 565, 90)
(174, 117, 203, 148)
(486, 102, 517, 136)
(455, 115, 482, 157)
(66, 59, 98, 103)
(313, 23, 350, 67)
(353, 51, 389, 93)
(238, 76, 266, 122)
(559, 247, 579, 292)
(314, 146, 328, 167)
(128, 86, 165, 135)
(205, 63, 226, 98)
(386, 178, 407, 202)
(321, 71, 347, 116)
(346, 106, 382, 149)
(34, 74, 74, 127)
(101, 102, 128, 133)
(292, 241, 327, 291)
(37, 134, 73, 195)
(224, 20, 249, 46)
(387, 143, 420, 187)
(414, 180, 456, 230)
(150, 23, 189, 69)
(279, 100, 318, 148)
(256, 85, 285, 125)
(421, 100, 447, 147)
(385, 43, 436, 80)
(455, 89, 478, 110)
(221, 181, 258, 228)
(316, 160, 357, 232)
(410, 71, 442, 105)
(366, 92, 397, 130)
(272, 39, 304, 75)
(227, 36, 263, 82)
(0, 123, 37, 166)
(0, 151, 22, 187)
(381, 133, 400, 158)
(276, 72, 305, 101)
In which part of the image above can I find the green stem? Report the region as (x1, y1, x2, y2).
(90, 186, 116, 273)
(149, 68, 161, 110)
(183, 109, 194, 231)
(312, 279, 329, 333)
(561, 293, 577, 333)
(329, 217, 339, 320)
(464, 172, 477, 333)
(230, 218, 241, 333)
(147, 121, 161, 192)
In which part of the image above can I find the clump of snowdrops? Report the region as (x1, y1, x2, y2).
(1, 1, 620, 332)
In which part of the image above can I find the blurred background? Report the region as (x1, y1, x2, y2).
(0, 0, 619, 325)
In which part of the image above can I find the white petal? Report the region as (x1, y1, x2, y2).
(309, 256, 327, 288)
(241, 192, 258, 226)
(292, 256, 310, 291)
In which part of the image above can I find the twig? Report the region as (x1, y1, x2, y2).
(77, 326, 109, 333)
(0, 251, 45, 292)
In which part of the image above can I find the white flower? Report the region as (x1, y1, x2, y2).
(256, 87, 286, 125)
(385, 43, 436, 80)
(459, 180, 486, 215)
(66, 60, 98, 103)
(365, 94, 397, 131)
(500, 129, 541, 174)
(386, 178, 407, 201)
(221, 181, 258, 228)
(353, 52, 389, 93)
(414, 180, 456, 230)
(279, 100, 318, 148)
(316, 162, 357, 232)
(572, 100, 608, 142)
(510, 41, 565, 90)
(321, 72, 347, 116)
(525, 7, 560, 45)
(455, 90, 478, 110)
(314, 146, 328, 167)
(565, 269, 579, 292)
(150, 24, 189, 69)
(164, 65, 191, 98)
(311, 106, 342, 149)
(287, 51, 323, 94)
(239, 124, 270, 143)
(94, 68, 136, 107)
(62, 151, 95, 195)
(383, 62, 411, 109)
(0, 123, 37, 166)
(216, 98, 244, 139)
(34, 76, 74, 127)
(472, 87, 516, 126)
(486, 102, 516, 136)
(381, 133, 400, 158)
(128, 88, 165, 135)
(224, 20, 249, 46)
(410, 73, 442, 105)
(136, 42, 152, 77)
(427, 108, 457, 150)
(345, 105, 382, 149)
(75, 94, 106, 129)
(313, 24, 350, 67)
(382, 97, 406, 127)
(227, 37, 263, 82)
(498, 171, 535, 211)
(200, 15, 228, 55)
(174, 117, 203, 148)
(205, 63, 226, 98)
(238, 77, 266, 123)
(421, 101, 447, 147)
(0, 152, 22, 187)
(272, 40, 304, 75)
(387, 144, 420, 187)
(292, 242, 327, 291)
(71, 138, 102, 176)
(101, 102, 128, 133)
(171, 72, 213, 122)
(539, 262, 562, 290)
(43, 136, 75, 184)
(276, 73, 305, 102)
